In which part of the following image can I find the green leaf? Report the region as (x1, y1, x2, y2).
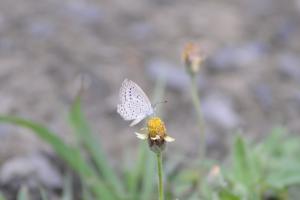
(232, 135, 252, 185)
(69, 97, 124, 196)
(230, 135, 262, 199)
(126, 143, 147, 200)
(218, 189, 240, 200)
(0, 116, 116, 200)
(267, 168, 300, 189)
(263, 127, 286, 156)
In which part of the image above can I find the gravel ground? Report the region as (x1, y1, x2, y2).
(0, 0, 300, 198)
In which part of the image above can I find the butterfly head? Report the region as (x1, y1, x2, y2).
(152, 100, 167, 114)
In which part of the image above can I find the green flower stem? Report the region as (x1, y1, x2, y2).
(157, 152, 164, 200)
(190, 75, 206, 166)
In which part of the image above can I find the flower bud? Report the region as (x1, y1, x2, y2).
(182, 42, 205, 76)
(207, 165, 227, 190)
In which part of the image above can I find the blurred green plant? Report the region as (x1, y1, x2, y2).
(4, 118, 300, 200)
(0, 76, 300, 200)
(0, 97, 157, 200)
(198, 128, 300, 200)
(0, 78, 167, 200)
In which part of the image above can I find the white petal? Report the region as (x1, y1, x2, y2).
(165, 136, 175, 142)
(150, 135, 160, 140)
(135, 132, 148, 140)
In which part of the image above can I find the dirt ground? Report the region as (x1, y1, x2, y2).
(0, 0, 300, 197)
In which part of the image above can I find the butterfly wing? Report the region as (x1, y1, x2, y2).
(117, 79, 153, 126)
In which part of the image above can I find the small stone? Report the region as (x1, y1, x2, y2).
(146, 58, 206, 91)
(207, 42, 267, 72)
(278, 54, 300, 82)
(253, 84, 273, 112)
(62, 1, 105, 24)
(129, 22, 153, 41)
(202, 93, 240, 129)
(0, 153, 62, 190)
(28, 21, 55, 38)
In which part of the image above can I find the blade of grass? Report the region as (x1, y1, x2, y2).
(232, 135, 258, 198)
(127, 140, 156, 200)
(69, 97, 125, 196)
(127, 143, 147, 199)
(233, 135, 251, 185)
(17, 186, 30, 200)
(0, 116, 116, 200)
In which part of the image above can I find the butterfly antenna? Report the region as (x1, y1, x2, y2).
(153, 100, 168, 109)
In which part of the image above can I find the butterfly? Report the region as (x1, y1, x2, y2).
(117, 79, 154, 126)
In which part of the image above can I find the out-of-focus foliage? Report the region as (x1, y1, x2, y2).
(200, 129, 300, 200)
(1, 100, 300, 200)
(0, 98, 157, 200)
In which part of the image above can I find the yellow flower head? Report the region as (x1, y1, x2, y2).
(135, 117, 174, 153)
(182, 42, 205, 75)
(147, 117, 167, 140)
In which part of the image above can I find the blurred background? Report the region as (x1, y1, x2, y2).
(0, 0, 300, 198)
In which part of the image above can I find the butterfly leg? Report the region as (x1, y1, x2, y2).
(129, 114, 146, 126)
